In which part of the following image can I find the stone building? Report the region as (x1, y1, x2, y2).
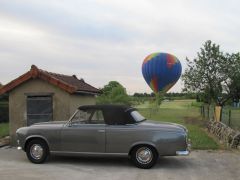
(0, 65, 100, 144)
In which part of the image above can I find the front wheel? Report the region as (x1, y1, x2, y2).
(26, 139, 49, 164)
(131, 146, 158, 169)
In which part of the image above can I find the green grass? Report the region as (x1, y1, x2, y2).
(137, 99, 219, 150)
(229, 109, 240, 131)
(0, 101, 8, 106)
(187, 125, 218, 149)
(0, 123, 9, 138)
(160, 99, 194, 109)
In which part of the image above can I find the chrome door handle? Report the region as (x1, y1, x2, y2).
(98, 129, 105, 133)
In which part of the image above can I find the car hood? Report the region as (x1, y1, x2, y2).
(138, 120, 187, 133)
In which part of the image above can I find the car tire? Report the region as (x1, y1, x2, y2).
(26, 139, 49, 164)
(131, 145, 158, 169)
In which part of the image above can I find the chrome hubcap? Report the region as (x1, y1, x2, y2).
(136, 147, 153, 164)
(30, 144, 43, 160)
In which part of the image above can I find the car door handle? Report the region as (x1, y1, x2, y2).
(98, 129, 105, 133)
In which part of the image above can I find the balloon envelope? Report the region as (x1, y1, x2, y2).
(142, 52, 182, 93)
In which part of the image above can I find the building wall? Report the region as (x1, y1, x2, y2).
(9, 78, 96, 144)
(69, 94, 96, 115)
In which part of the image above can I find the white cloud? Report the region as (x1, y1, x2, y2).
(0, 0, 240, 94)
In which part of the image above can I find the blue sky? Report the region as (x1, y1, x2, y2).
(0, 0, 240, 94)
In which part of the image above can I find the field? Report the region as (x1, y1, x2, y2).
(0, 123, 9, 138)
(230, 109, 240, 130)
(136, 99, 219, 150)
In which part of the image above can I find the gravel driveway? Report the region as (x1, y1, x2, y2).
(0, 148, 239, 180)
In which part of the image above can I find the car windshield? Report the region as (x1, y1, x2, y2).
(130, 111, 146, 123)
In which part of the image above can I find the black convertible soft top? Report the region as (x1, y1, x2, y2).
(78, 104, 137, 125)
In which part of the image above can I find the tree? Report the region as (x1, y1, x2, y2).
(183, 40, 240, 105)
(97, 81, 131, 105)
(221, 53, 240, 104)
(100, 81, 122, 96)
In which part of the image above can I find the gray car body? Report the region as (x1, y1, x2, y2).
(16, 107, 190, 157)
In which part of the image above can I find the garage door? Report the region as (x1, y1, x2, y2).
(26, 96, 53, 126)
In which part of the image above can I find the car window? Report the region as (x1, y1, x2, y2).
(131, 111, 146, 122)
(71, 109, 92, 124)
(89, 110, 105, 124)
(71, 109, 105, 125)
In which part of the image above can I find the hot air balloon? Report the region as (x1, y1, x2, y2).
(142, 52, 182, 94)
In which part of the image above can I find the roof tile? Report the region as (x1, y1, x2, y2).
(0, 65, 100, 95)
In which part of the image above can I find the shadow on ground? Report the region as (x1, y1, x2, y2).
(48, 155, 192, 169)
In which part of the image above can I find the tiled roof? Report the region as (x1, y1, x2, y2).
(0, 65, 100, 95)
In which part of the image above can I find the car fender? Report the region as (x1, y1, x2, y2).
(24, 135, 50, 150)
(129, 141, 158, 153)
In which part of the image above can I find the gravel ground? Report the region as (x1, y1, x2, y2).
(0, 148, 239, 180)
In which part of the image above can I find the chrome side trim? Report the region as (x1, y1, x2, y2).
(50, 151, 128, 156)
(176, 150, 190, 156)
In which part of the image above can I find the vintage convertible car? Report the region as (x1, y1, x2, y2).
(16, 105, 190, 169)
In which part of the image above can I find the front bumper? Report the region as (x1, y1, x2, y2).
(17, 140, 22, 150)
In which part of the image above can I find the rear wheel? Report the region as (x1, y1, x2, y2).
(131, 145, 158, 169)
(26, 139, 49, 164)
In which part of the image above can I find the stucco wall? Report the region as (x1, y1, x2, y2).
(69, 94, 96, 115)
(9, 78, 96, 144)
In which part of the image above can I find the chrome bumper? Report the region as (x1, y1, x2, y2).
(17, 140, 22, 150)
(176, 139, 191, 156)
(176, 150, 190, 156)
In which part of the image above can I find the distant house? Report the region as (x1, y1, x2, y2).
(0, 65, 100, 144)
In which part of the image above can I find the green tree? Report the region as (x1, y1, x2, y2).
(100, 81, 122, 96)
(97, 81, 131, 105)
(183, 40, 225, 104)
(183, 40, 240, 105)
(221, 53, 240, 103)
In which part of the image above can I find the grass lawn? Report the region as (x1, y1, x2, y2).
(0, 101, 8, 106)
(136, 99, 219, 150)
(0, 123, 9, 138)
(230, 109, 240, 131)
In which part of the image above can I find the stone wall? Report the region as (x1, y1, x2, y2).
(207, 120, 240, 148)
